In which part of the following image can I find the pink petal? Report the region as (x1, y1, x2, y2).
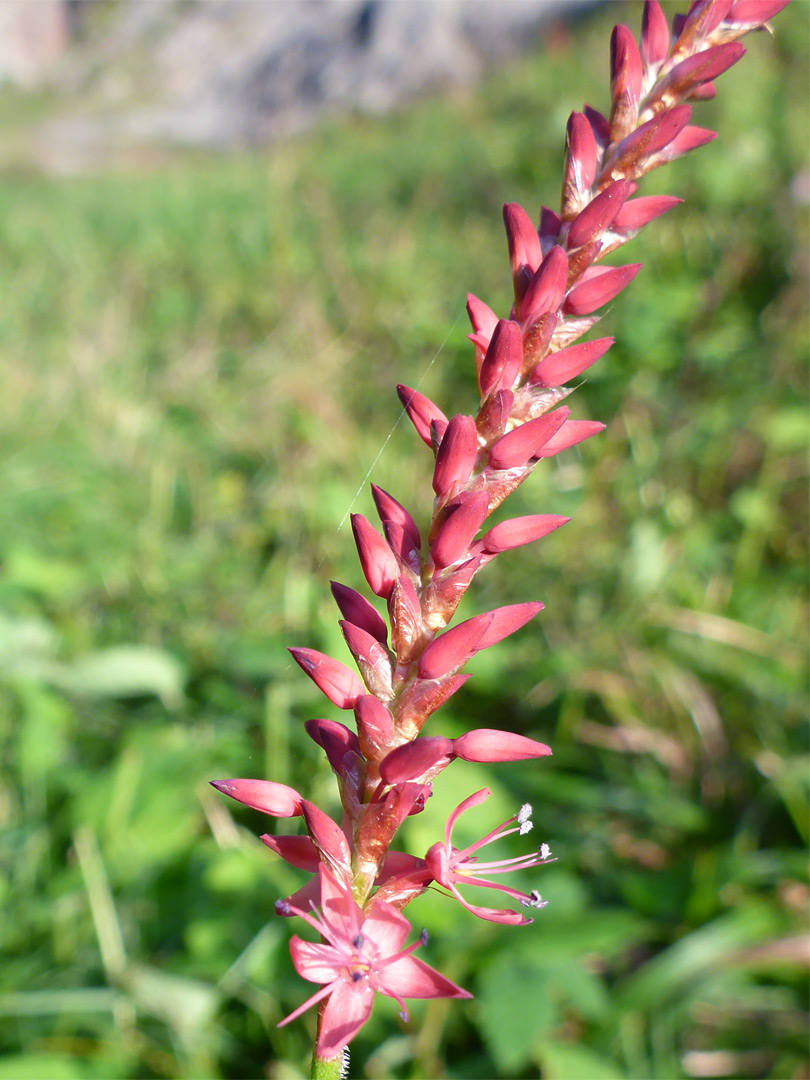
(316, 979, 375, 1057)
(535, 419, 605, 457)
(444, 787, 492, 847)
(563, 263, 642, 316)
(277, 976, 336, 1027)
(453, 729, 552, 763)
(431, 491, 490, 569)
(448, 882, 532, 926)
(289, 937, 343, 984)
(614, 104, 692, 165)
(655, 124, 717, 161)
(396, 384, 448, 448)
(481, 514, 569, 553)
(209, 778, 303, 817)
(330, 581, 388, 643)
(288, 647, 365, 709)
(378, 954, 473, 1001)
(362, 897, 412, 955)
(529, 336, 614, 387)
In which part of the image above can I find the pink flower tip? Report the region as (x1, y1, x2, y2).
(210, 778, 303, 817)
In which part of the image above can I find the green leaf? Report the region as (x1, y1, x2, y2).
(540, 1041, 627, 1080)
(51, 645, 185, 708)
(477, 955, 557, 1073)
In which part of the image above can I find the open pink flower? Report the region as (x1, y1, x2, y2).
(425, 788, 554, 926)
(278, 865, 470, 1056)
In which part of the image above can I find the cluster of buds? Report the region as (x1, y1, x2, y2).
(211, 1, 788, 1069)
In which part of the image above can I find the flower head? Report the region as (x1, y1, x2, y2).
(425, 788, 554, 925)
(278, 865, 470, 1056)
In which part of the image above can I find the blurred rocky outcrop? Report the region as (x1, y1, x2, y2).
(0, 0, 587, 171)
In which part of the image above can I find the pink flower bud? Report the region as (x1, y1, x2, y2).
(371, 484, 421, 550)
(475, 602, 544, 650)
(340, 620, 393, 699)
(539, 206, 562, 244)
(387, 574, 423, 661)
(288, 647, 365, 709)
(417, 615, 491, 680)
(611, 24, 643, 104)
(351, 514, 399, 598)
(567, 180, 632, 250)
(432, 414, 478, 498)
(466, 293, 499, 357)
(354, 693, 395, 747)
(379, 737, 455, 785)
(503, 203, 543, 299)
(431, 491, 490, 570)
(563, 264, 642, 316)
(397, 672, 472, 733)
(641, 0, 670, 68)
(520, 246, 568, 326)
(663, 42, 745, 98)
(530, 336, 614, 387)
(689, 81, 717, 102)
(304, 718, 361, 775)
(382, 521, 421, 575)
(478, 388, 514, 442)
(680, 0, 734, 39)
(534, 419, 605, 458)
(480, 319, 523, 399)
(613, 196, 682, 231)
(481, 514, 569, 553)
(210, 778, 303, 817)
(488, 407, 570, 470)
(727, 0, 790, 25)
(330, 581, 388, 643)
(453, 729, 552, 762)
(652, 125, 717, 164)
(584, 105, 610, 148)
(300, 800, 351, 869)
(564, 112, 598, 195)
(340, 620, 390, 671)
(613, 104, 692, 170)
(260, 833, 319, 871)
(397, 384, 448, 448)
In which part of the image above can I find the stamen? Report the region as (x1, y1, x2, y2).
(539, 843, 552, 860)
(529, 889, 547, 909)
(352, 934, 365, 949)
(419, 928, 429, 946)
(517, 803, 533, 824)
(275, 899, 291, 916)
(519, 819, 533, 836)
(351, 970, 365, 982)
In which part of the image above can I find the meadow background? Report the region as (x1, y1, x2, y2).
(0, 3, 807, 1078)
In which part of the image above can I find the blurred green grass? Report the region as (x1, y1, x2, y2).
(0, 3, 807, 1078)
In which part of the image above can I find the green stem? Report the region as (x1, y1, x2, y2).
(310, 1000, 347, 1079)
(310, 1051, 344, 1080)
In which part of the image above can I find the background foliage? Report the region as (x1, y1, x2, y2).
(0, 4, 807, 1078)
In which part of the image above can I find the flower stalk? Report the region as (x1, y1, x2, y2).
(210, 0, 789, 1068)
